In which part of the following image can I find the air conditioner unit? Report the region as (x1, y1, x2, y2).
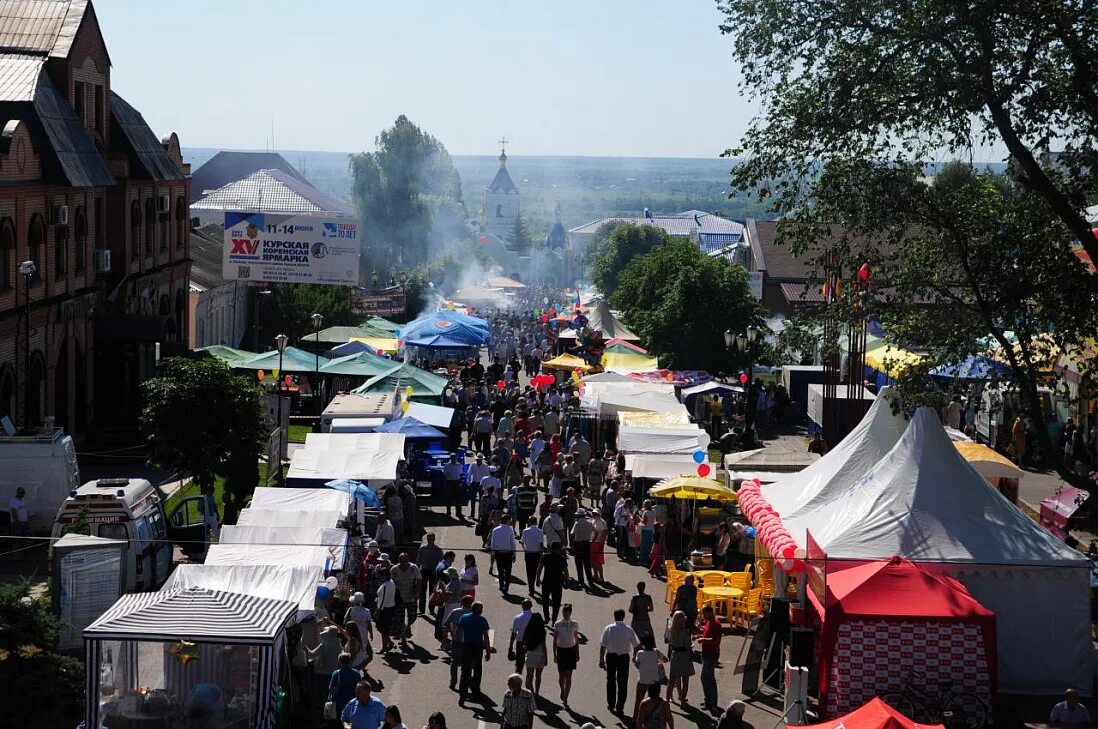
(53, 205, 69, 226)
(156, 195, 171, 214)
(94, 249, 111, 273)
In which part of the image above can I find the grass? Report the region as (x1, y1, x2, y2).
(162, 461, 278, 514)
(288, 424, 310, 443)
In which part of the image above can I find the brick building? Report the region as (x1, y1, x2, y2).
(0, 0, 190, 437)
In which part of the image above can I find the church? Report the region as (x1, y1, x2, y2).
(481, 140, 519, 243)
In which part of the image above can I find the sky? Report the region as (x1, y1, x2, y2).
(97, 0, 753, 158)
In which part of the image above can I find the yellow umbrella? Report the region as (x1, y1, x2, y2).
(649, 475, 737, 502)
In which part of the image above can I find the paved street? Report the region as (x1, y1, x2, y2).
(355, 506, 780, 729)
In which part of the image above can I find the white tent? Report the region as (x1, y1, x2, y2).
(761, 387, 906, 518)
(596, 390, 686, 417)
(302, 432, 407, 452)
(583, 380, 676, 398)
(680, 381, 744, 400)
(248, 486, 351, 515)
(236, 509, 344, 529)
(626, 454, 717, 480)
(219, 525, 349, 568)
(582, 372, 635, 383)
(161, 563, 322, 622)
(205, 543, 337, 571)
(405, 402, 458, 430)
(286, 448, 401, 482)
(617, 424, 708, 454)
(806, 384, 875, 430)
(787, 407, 1092, 695)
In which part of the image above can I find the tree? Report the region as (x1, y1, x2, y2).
(611, 238, 763, 372)
(270, 283, 353, 340)
(718, 0, 1098, 261)
(509, 213, 533, 255)
(0, 580, 84, 728)
(349, 115, 465, 271)
(140, 358, 267, 490)
(589, 223, 671, 296)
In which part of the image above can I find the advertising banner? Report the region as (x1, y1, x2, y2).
(222, 212, 360, 286)
(350, 286, 406, 317)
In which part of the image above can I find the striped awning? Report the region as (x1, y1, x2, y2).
(84, 587, 296, 645)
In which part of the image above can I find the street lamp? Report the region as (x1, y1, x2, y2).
(311, 313, 323, 416)
(371, 270, 379, 290)
(274, 333, 289, 483)
(726, 325, 761, 446)
(253, 288, 272, 351)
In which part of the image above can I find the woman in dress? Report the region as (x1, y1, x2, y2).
(633, 633, 668, 721)
(673, 575, 699, 629)
(586, 450, 607, 508)
(664, 610, 694, 704)
(589, 510, 608, 582)
(629, 581, 655, 640)
(549, 455, 565, 500)
(552, 603, 581, 708)
(459, 554, 479, 601)
(522, 612, 549, 696)
(636, 682, 675, 729)
(436, 567, 463, 646)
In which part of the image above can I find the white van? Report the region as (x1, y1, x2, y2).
(50, 478, 175, 592)
(0, 427, 80, 534)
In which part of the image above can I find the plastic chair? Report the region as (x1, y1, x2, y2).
(755, 559, 773, 586)
(665, 569, 684, 606)
(730, 588, 763, 629)
(726, 572, 751, 592)
(702, 573, 727, 589)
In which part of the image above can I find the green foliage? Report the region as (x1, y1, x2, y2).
(349, 115, 466, 271)
(270, 283, 353, 340)
(589, 223, 670, 296)
(611, 238, 763, 371)
(140, 358, 266, 489)
(509, 213, 533, 255)
(0, 580, 84, 728)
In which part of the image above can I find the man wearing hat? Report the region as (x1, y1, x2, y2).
(467, 453, 491, 520)
(443, 454, 464, 519)
(569, 508, 596, 587)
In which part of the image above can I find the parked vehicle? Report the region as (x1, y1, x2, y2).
(0, 427, 80, 535)
(975, 384, 1054, 453)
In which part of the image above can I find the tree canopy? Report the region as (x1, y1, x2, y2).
(588, 222, 668, 296)
(270, 283, 353, 340)
(140, 358, 267, 489)
(612, 237, 763, 372)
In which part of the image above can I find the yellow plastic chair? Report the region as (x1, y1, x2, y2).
(665, 569, 684, 606)
(663, 560, 677, 580)
(702, 573, 727, 589)
(730, 588, 764, 629)
(726, 572, 751, 592)
(755, 559, 773, 587)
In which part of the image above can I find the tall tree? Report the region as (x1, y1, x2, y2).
(269, 283, 352, 341)
(509, 213, 533, 255)
(589, 223, 671, 296)
(612, 238, 763, 372)
(349, 115, 465, 271)
(717, 0, 1098, 263)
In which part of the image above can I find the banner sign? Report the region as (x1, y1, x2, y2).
(222, 212, 360, 286)
(350, 286, 406, 317)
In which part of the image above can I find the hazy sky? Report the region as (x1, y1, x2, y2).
(98, 0, 752, 158)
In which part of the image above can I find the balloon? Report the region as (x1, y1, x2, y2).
(316, 585, 331, 600)
(697, 432, 711, 448)
(325, 576, 338, 590)
(541, 315, 549, 323)
(257, 370, 265, 381)
(780, 544, 797, 559)
(697, 463, 712, 478)
(272, 368, 280, 380)
(405, 386, 414, 397)
(479, 235, 488, 244)
(284, 374, 293, 385)
(497, 380, 505, 390)
(745, 526, 757, 539)
(692, 450, 705, 464)
(543, 297, 550, 305)
(740, 373, 748, 384)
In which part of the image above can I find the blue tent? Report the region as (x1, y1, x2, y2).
(929, 355, 1011, 382)
(373, 416, 448, 440)
(404, 334, 478, 349)
(324, 479, 381, 507)
(328, 340, 381, 357)
(400, 310, 490, 345)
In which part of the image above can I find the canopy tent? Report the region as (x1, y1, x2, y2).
(351, 364, 449, 398)
(286, 449, 402, 484)
(218, 525, 348, 569)
(205, 543, 337, 571)
(161, 563, 322, 622)
(792, 698, 943, 729)
(235, 509, 345, 529)
(1039, 486, 1089, 540)
(744, 407, 1092, 695)
(372, 416, 448, 440)
(319, 351, 397, 377)
(812, 558, 996, 718)
(625, 454, 710, 480)
(618, 410, 692, 428)
(596, 390, 687, 418)
(248, 486, 351, 516)
(405, 401, 460, 430)
(399, 310, 490, 345)
(557, 300, 640, 341)
(349, 336, 401, 354)
(680, 381, 744, 410)
(929, 354, 1011, 382)
(863, 346, 925, 384)
(953, 441, 1024, 481)
(582, 380, 676, 398)
(191, 345, 256, 366)
(362, 316, 401, 334)
(617, 424, 709, 454)
(328, 340, 381, 357)
(650, 476, 736, 501)
(602, 352, 660, 372)
(486, 276, 526, 289)
(404, 333, 479, 349)
(298, 325, 381, 346)
(84, 587, 296, 729)
(582, 372, 635, 383)
(303, 433, 407, 452)
(541, 353, 593, 371)
(604, 338, 647, 354)
(235, 346, 330, 373)
(452, 285, 510, 308)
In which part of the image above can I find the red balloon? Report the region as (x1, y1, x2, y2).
(697, 463, 711, 478)
(740, 373, 749, 385)
(497, 380, 505, 390)
(780, 544, 797, 559)
(540, 315, 549, 323)
(284, 374, 293, 385)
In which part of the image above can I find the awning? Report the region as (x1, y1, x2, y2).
(953, 441, 1023, 480)
(602, 352, 659, 372)
(541, 353, 593, 371)
(95, 313, 177, 343)
(863, 346, 925, 378)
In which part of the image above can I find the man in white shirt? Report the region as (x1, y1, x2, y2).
(375, 570, 399, 652)
(508, 598, 534, 673)
(598, 608, 639, 714)
(374, 514, 395, 551)
(569, 508, 596, 587)
(467, 454, 492, 519)
(489, 514, 517, 594)
(542, 504, 566, 549)
(1050, 688, 1092, 725)
(520, 517, 544, 596)
(8, 487, 29, 537)
(442, 455, 465, 519)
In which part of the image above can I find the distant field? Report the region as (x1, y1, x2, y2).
(184, 147, 769, 239)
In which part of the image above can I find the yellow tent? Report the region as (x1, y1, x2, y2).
(649, 476, 737, 502)
(863, 346, 925, 378)
(619, 411, 693, 428)
(602, 352, 659, 372)
(541, 353, 593, 371)
(954, 441, 1024, 480)
(350, 337, 401, 354)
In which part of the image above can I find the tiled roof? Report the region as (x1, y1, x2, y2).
(569, 212, 744, 240)
(190, 168, 355, 216)
(0, 51, 41, 100)
(110, 90, 183, 181)
(190, 151, 311, 202)
(188, 223, 227, 290)
(31, 69, 114, 186)
(0, 0, 90, 58)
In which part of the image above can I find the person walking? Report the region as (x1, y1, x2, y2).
(569, 508, 596, 588)
(339, 680, 386, 729)
(490, 514, 517, 594)
(416, 534, 443, 615)
(665, 611, 694, 705)
(672, 575, 699, 629)
(459, 554, 479, 601)
(442, 455, 464, 520)
(633, 633, 668, 720)
(445, 595, 473, 689)
(541, 503, 566, 550)
(514, 476, 539, 531)
(536, 542, 568, 624)
(629, 582, 655, 641)
(614, 498, 636, 560)
(456, 602, 492, 706)
(473, 410, 494, 456)
(590, 509, 608, 583)
(7, 486, 29, 539)
(374, 569, 398, 653)
(638, 500, 656, 565)
(467, 454, 491, 520)
(327, 653, 361, 728)
(521, 612, 548, 696)
(698, 605, 723, 711)
(508, 599, 534, 674)
(390, 553, 421, 646)
(552, 603, 581, 709)
(500, 673, 536, 729)
(436, 568, 463, 647)
(599, 608, 640, 715)
(636, 683, 675, 729)
(381, 704, 405, 729)
(568, 432, 592, 491)
(520, 516, 544, 595)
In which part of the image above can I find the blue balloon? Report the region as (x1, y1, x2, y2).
(692, 450, 705, 463)
(316, 585, 331, 600)
(745, 526, 757, 539)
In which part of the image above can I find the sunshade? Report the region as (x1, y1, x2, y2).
(791, 698, 943, 729)
(400, 310, 490, 345)
(329, 340, 379, 357)
(320, 351, 397, 377)
(605, 338, 648, 354)
(404, 334, 479, 349)
(863, 346, 925, 378)
(373, 416, 448, 440)
(603, 352, 659, 372)
(362, 316, 401, 334)
(541, 353, 593, 371)
(618, 410, 693, 427)
(350, 336, 401, 353)
(192, 345, 256, 366)
(324, 479, 382, 508)
(299, 325, 378, 346)
(236, 346, 330, 373)
(405, 402, 459, 429)
(650, 476, 736, 502)
(352, 364, 450, 398)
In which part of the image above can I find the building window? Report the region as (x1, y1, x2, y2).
(129, 201, 141, 261)
(144, 198, 154, 255)
(28, 214, 44, 277)
(0, 218, 13, 289)
(496, 204, 503, 217)
(94, 198, 104, 250)
(74, 207, 87, 274)
(54, 214, 67, 279)
(159, 208, 168, 251)
(175, 195, 186, 250)
(74, 82, 85, 125)
(94, 85, 103, 135)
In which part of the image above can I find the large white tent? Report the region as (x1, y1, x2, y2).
(248, 486, 351, 515)
(286, 448, 401, 483)
(780, 408, 1092, 695)
(302, 432, 407, 452)
(161, 563, 321, 621)
(205, 543, 336, 571)
(617, 424, 708, 454)
(219, 525, 348, 567)
(235, 509, 344, 529)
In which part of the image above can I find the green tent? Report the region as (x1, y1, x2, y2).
(352, 363, 449, 400)
(193, 345, 257, 367)
(361, 316, 401, 334)
(236, 346, 330, 373)
(319, 351, 399, 377)
(297, 325, 380, 346)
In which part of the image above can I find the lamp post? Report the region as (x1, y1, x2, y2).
(274, 333, 288, 484)
(371, 270, 379, 291)
(311, 313, 323, 417)
(253, 288, 272, 351)
(725, 325, 760, 446)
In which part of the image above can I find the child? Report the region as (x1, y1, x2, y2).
(648, 534, 665, 578)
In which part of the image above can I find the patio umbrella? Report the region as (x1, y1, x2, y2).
(324, 479, 381, 508)
(649, 475, 737, 502)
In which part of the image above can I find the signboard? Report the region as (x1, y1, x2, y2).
(747, 271, 764, 300)
(222, 212, 360, 286)
(351, 286, 406, 317)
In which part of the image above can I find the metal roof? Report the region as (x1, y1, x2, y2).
(31, 70, 114, 186)
(190, 151, 311, 202)
(188, 223, 227, 290)
(568, 212, 743, 238)
(190, 168, 355, 216)
(487, 154, 518, 193)
(110, 90, 183, 181)
(0, 51, 42, 100)
(0, 1, 93, 58)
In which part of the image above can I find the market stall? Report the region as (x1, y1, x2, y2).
(617, 424, 710, 455)
(953, 440, 1023, 503)
(84, 587, 297, 729)
(792, 697, 944, 729)
(218, 525, 349, 568)
(161, 564, 322, 622)
(811, 557, 995, 718)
